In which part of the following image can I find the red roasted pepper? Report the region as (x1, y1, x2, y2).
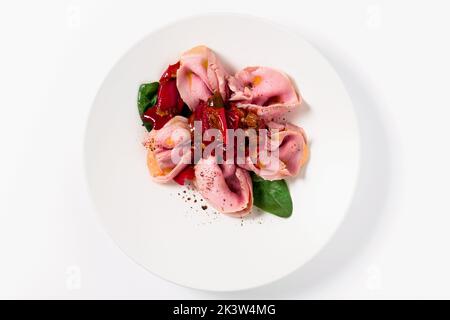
(226, 103, 245, 129)
(173, 166, 195, 185)
(142, 62, 184, 130)
(189, 92, 228, 144)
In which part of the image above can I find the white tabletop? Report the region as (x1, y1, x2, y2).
(1, 0, 449, 299)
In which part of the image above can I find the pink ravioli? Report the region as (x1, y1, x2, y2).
(238, 122, 308, 180)
(176, 45, 229, 110)
(145, 116, 192, 183)
(194, 156, 253, 217)
(228, 66, 301, 120)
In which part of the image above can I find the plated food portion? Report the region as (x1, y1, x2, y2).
(137, 45, 308, 218)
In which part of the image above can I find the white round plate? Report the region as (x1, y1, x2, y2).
(84, 14, 360, 291)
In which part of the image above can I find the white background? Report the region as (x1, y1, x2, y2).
(0, 0, 449, 299)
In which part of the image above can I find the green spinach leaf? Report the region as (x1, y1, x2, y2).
(251, 173, 293, 217)
(137, 82, 159, 117)
(142, 122, 153, 131)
